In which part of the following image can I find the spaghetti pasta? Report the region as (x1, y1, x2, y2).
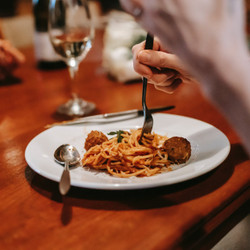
(82, 129, 175, 178)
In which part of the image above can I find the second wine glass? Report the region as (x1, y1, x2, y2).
(49, 0, 95, 116)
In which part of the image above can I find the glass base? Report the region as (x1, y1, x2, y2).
(56, 97, 96, 117)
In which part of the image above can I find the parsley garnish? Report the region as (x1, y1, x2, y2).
(108, 130, 125, 143)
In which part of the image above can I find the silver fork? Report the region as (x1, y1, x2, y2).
(140, 33, 154, 142)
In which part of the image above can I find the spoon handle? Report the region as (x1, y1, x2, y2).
(59, 161, 71, 195)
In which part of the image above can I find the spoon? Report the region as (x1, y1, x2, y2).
(54, 144, 81, 195)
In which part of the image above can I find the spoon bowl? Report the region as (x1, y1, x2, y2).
(54, 144, 81, 195)
(54, 144, 81, 165)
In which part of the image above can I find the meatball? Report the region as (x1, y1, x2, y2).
(84, 130, 108, 150)
(163, 136, 191, 164)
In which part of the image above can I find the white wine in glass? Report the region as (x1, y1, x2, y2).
(49, 0, 95, 116)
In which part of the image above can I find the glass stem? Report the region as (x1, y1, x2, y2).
(68, 65, 79, 100)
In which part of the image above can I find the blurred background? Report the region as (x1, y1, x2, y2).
(0, 0, 146, 82)
(1, 0, 250, 49)
(1, 0, 249, 83)
(0, 0, 122, 48)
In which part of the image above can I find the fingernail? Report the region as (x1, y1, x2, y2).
(138, 51, 150, 62)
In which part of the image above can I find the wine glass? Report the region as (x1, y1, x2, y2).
(48, 0, 95, 116)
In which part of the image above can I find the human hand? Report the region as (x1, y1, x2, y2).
(0, 39, 25, 80)
(132, 38, 198, 93)
(120, 0, 248, 84)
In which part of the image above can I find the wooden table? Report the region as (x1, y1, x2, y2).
(0, 30, 249, 250)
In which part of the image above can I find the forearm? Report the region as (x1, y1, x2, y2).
(198, 52, 250, 156)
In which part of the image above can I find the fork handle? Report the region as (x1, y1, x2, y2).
(142, 77, 148, 109)
(142, 33, 154, 108)
(145, 33, 154, 50)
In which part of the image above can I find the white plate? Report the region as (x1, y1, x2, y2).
(25, 113, 230, 190)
